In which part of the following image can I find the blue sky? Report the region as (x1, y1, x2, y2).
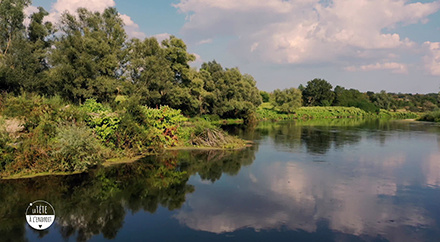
(31, 0, 440, 94)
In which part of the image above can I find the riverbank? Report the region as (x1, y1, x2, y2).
(0, 95, 248, 179)
(0, 95, 420, 179)
(256, 104, 419, 121)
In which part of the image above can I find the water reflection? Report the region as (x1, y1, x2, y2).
(0, 147, 258, 241)
(176, 120, 440, 241)
(255, 120, 364, 154)
(1, 119, 440, 241)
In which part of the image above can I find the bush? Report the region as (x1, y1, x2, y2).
(419, 111, 440, 122)
(3, 94, 86, 132)
(113, 101, 188, 153)
(81, 99, 120, 146)
(114, 113, 150, 155)
(141, 106, 188, 148)
(53, 124, 110, 172)
(0, 119, 14, 172)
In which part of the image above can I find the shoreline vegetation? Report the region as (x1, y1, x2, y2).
(418, 111, 440, 122)
(256, 103, 419, 121)
(0, 96, 421, 180)
(0, 3, 439, 179)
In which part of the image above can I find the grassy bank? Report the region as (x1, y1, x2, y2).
(257, 103, 419, 121)
(0, 94, 247, 179)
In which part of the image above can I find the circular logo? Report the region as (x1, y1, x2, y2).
(25, 200, 55, 230)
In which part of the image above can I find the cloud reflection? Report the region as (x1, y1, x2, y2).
(176, 141, 439, 241)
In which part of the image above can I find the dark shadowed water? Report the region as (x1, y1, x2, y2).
(1, 119, 440, 242)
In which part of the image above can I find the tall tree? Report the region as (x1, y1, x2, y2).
(200, 61, 261, 120)
(0, 0, 30, 57)
(0, 0, 31, 91)
(161, 35, 195, 84)
(302, 78, 335, 106)
(50, 7, 127, 103)
(126, 37, 174, 107)
(1, 7, 54, 94)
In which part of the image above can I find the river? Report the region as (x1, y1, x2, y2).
(1, 119, 440, 241)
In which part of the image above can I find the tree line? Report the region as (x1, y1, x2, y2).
(263, 78, 440, 114)
(0, 2, 261, 122)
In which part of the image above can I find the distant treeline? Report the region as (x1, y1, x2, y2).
(262, 78, 440, 114)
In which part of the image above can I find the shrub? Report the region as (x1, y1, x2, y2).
(3, 94, 85, 132)
(0, 119, 14, 172)
(52, 124, 110, 172)
(114, 113, 150, 155)
(142, 106, 188, 148)
(81, 99, 120, 146)
(419, 110, 440, 122)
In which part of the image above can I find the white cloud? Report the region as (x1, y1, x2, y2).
(346, 62, 409, 74)
(45, 0, 116, 23)
(197, 38, 213, 45)
(153, 33, 171, 43)
(43, 0, 145, 39)
(119, 14, 146, 39)
(423, 41, 440, 76)
(175, 159, 434, 239)
(175, 0, 440, 74)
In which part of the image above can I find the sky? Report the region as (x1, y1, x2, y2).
(29, 0, 440, 94)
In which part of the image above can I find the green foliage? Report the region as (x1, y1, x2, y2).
(370, 90, 394, 110)
(0, 119, 14, 171)
(161, 35, 196, 83)
(126, 37, 174, 107)
(200, 61, 261, 120)
(302, 78, 335, 106)
(0, 6, 53, 94)
(270, 88, 302, 113)
(50, 7, 127, 103)
(81, 99, 120, 146)
(0, 0, 30, 56)
(113, 111, 150, 155)
(3, 93, 85, 133)
(53, 124, 109, 172)
(418, 110, 440, 122)
(333, 86, 379, 113)
(378, 109, 418, 119)
(260, 91, 270, 102)
(141, 106, 187, 148)
(257, 105, 417, 121)
(296, 106, 368, 119)
(256, 106, 296, 121)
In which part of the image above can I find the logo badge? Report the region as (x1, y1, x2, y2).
(25, 200, 55, 230)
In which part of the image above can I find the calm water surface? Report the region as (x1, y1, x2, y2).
(1, 119, 440, 242)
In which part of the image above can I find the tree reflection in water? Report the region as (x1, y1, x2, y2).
(0, 146, 258, 242)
